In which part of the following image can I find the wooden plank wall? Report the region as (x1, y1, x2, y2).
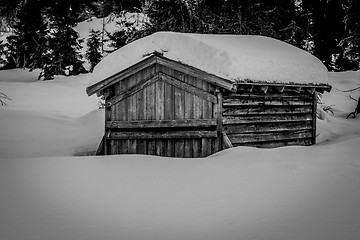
(105, 64, 219, 157)
(222, 91, 315, 148)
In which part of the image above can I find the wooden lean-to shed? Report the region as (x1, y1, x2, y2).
(86, 32, 331, 158)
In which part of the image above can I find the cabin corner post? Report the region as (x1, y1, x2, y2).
(312, 91, 318, 145)
(215, 87, 224, 151)
(104, 87, 115, 155)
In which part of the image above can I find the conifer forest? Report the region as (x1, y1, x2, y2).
(0, 0, 359, 80)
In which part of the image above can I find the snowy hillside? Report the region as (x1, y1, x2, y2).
(0, 67, 360, 240)
(76, 12, 148, 52)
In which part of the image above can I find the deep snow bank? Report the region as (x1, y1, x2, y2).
(1, 137, 360, 240)
(0, 71, 103, 157)
(90, 32, 328, 87)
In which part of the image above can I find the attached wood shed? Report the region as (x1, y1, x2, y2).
(87, 32, 331, 157)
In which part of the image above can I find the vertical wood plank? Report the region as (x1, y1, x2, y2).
(113, 139, 118, 154)
(122, 140, 129, 154)
(104, 137, 108, 155)
(194, 80, 204, 120)
(155, 80, 165, 120)
(138, 86, 146, 120)
(175, 71, 186, 157)
(216, 90, 224, 152)
(155, 79, 165, 156)
(184, 76, 195, 119)
(164, 83, 173, 120)
(183, 76, 194, 157)
(174, 140, 185, 157)
(147, 139, 156, 155)
(194, 78, 204, 157)
(145, 80, 156, 154)
(109, 139, 113, 154)
(202, 81, 212, 157)
(312, 92, 317, 145)
(137, 140, 147, 155)
(146, 83, 155, 120)
(167, 140, 175, 157)
(130, 72, 142, 153)
(105, 107, 111, 121)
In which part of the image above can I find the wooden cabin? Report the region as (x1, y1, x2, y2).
(86, 33, 331, 158)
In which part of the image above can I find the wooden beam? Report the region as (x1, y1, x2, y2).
(216, 90, 224, 151)
(312, 92, 317, 144)
(234, 138, 313, 148)
(305, 87, 315, 95)
(103, 87, 114, 100)
(223, 99, 313, 106)
(104, 131, 110, 155)
(223, 114, 313, 125)
(225, 93, 313, 100)
(224, 121, 313, 134)
(294, 86, 302, 93)
(109, 131, 218, 139)
(86, 55, 157, 96)
(227, 129, 313, 144)
(106, 119, 217, 129)
(159, 72, 217, 103)
(156, 56, 235, 91)
(274, 86, 285, 93)
(235, 82, 331, 92)
(249, 85, 254, 93)
(95, 135, 105, 155)
(106, 74, 158, 107)
(260, 85, 269, 94)
(222, 133, 233, 149)
(222, 106, 313, 116)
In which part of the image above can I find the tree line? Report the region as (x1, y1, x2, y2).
(0, 0, 359, 80)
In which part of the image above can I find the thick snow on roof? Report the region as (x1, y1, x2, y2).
(89, 32, 328, 87)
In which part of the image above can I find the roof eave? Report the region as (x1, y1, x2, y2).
(86, 55, 157, 96)
(86, 54, 236, 96)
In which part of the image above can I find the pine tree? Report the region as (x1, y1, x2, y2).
(86, 29, 102, 72)
(40, 0, 85, 79)
(301, 0, 347, 69)
(145, 0, 193, 33)
(1, 0, 46, 69)
(340, 0, 360, 70)
(194, 0, 302, 42)
(108, 29, 128, 49)
(42, 17, 84, 79)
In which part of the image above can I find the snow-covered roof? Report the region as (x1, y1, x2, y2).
(89, 32, 329, 87)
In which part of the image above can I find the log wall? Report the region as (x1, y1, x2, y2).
(222, 91, 316, 148)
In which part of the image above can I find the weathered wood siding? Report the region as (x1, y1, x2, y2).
(223, 91, 316, 148)
(104, 64, 220, 158)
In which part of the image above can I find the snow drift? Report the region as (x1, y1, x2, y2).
(1, 138, 360, 240)
(90, 32, 329, 87)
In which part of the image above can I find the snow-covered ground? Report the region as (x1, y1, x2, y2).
(1, 67, 360, 240)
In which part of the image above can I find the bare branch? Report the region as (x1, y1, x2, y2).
(0, 92, 12, 106)
(348, 95, 359, 102)
(337, 86, 360, 92)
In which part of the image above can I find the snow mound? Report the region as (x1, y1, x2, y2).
(322, 71, 360, 115)
(1, 138, 360, 240)
(0, 68, 42, 83)
(90, 32, 328, 87)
